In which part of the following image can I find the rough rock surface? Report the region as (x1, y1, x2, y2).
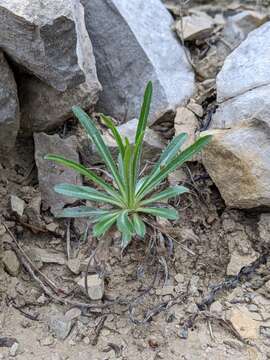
(34, 133, 82, 215)
(18, 0, 101, 133)
(80, 118, 165, 166)
(0, 0, 95, 91)
(202, 120, 270, 209)
(0, 51, 20, 154)
(174, 107, 199, 150)
(82, 0, 194, 124)
(216, 21, 270, 103)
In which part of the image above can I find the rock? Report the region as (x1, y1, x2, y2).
(77, 274, 104, 300)
(65, 308, 81, 321)
(168, 168, 188, 186)
(175, 11, 214, 41)
(174, 273, 185, 284)
(0, 51, 20, 155)
(3, 250, 20, 276)
(227, 250, 258, 276)
(217, 22, 270, 103)
(10, 195, 25, 217)
(174, 107, 199, 150)
(226, 306, 259, 339)
(217, 11, 268, 65)
(0, 0, 95, 91)
(67, 258, 81, 275)
(9, 342, 19, 357)
(259, 214, 270, 244)
(212, 84, 270, 129)
(82, 118, 165, 166)
(202, 120, 270, 209)
(40, 336, 54, 347)
(210, 301, 223, 315)
(49, 314, 72, 340)
(82, 0, 194, 124)
(30, 247, 66, 266)
(156, 286, 175, 296)
(187, 99, 204, 118)
(34, 133, 82, 215)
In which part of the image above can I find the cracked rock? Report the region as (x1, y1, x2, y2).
(82, 0, 194, 124)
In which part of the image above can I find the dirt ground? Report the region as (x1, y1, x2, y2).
(2, 1, 270, 360)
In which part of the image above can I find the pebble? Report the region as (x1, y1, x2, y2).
(174, 273, 185, 283)
(156, 286, 175, 296)
(9, 342, 19, 357)
(67, 258, 81, 275)
(65, 308, 82, 321)
(40, 336, 55, 346)
(77, 275, 104, 300)
(49, 314, 72, 340)
(3, 250, 20, 276)
(10, 195, 25, 217)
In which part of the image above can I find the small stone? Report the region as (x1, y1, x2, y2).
(3, 250, 20, 276)
(65, 308, 82, 321)
(67, 258, 81, 275)
(210, 301, 223, 315)
(260, 326, 270, 339)
(77, 275, 104, 300)
(175, 273, 185, 284)
(46, 223, 59, 232)
(156, 286, 175, 296)
(226, 250, 258, 276)
(9, 342, 19, 357)
(40, 336, 55, 347)
(186, 301, 198, 314)
(49, 314, 72, 340)
(10, 195, 25, 217)
(176, 12, 214, 41)
(37, 294, 47, 305)
(187, 99, 204, 117)
(226, 306, 259, 339)
(168, 168, 188, 186)
(174, 107, 198, 151)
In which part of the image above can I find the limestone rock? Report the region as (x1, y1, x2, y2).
(49, 314, 72, 340)
(174, 107, 199, 150)
(80, 118, 165, 166)
(10, 195, 25, 217)
(19, 0, 101, 133)
(77, 274, 104, 300)
(226, 306, 259, 339)
(82, 0, 194, 124)
(34, 133, 82, 215)
(0, 51, 20, 154)
(202, 120, 270, 209)
(217, 21, 270, 103)
(258, 214, 270, 244)
(3, 250, 20, 277)
(0, 0, 95, 91)
(227, 250, 258, 276)
(176, 12, 214, 41)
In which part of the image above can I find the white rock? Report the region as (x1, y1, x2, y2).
(217, 21, 270, 102)
(174, 107, 199, 150)
(10, 195, 25, 217)
(226, 250, 258, 276)
(82, 0, 194, 124)
(3, 250, 20, 277)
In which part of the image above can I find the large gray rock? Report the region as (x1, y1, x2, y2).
(34, 133, 82, 215)
(0, 51, 20, 154)
(82, 0, 194, 124)
(0, 0, 96, 91)
(203, 120, 270, 209)
(18, 0, 101, 133)
(217, 21, 270, 103)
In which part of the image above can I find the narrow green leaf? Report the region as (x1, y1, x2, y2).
(135, 81, 153, 144)
(45, 154, 122, 203)
(55, 206, 110, 218)
(140, 186, 189, 206)
(138, 207, 179, 220)
(123, 138, 133, 206)
(117, 210, 133, 234)
(72, 106, 125, 195)
(100, 114, 125, 158)
(137, 135, 212, 199)
(54, 183, 123, 207)
(93, 212, 119, 237)
(132, 213, 146, 238)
